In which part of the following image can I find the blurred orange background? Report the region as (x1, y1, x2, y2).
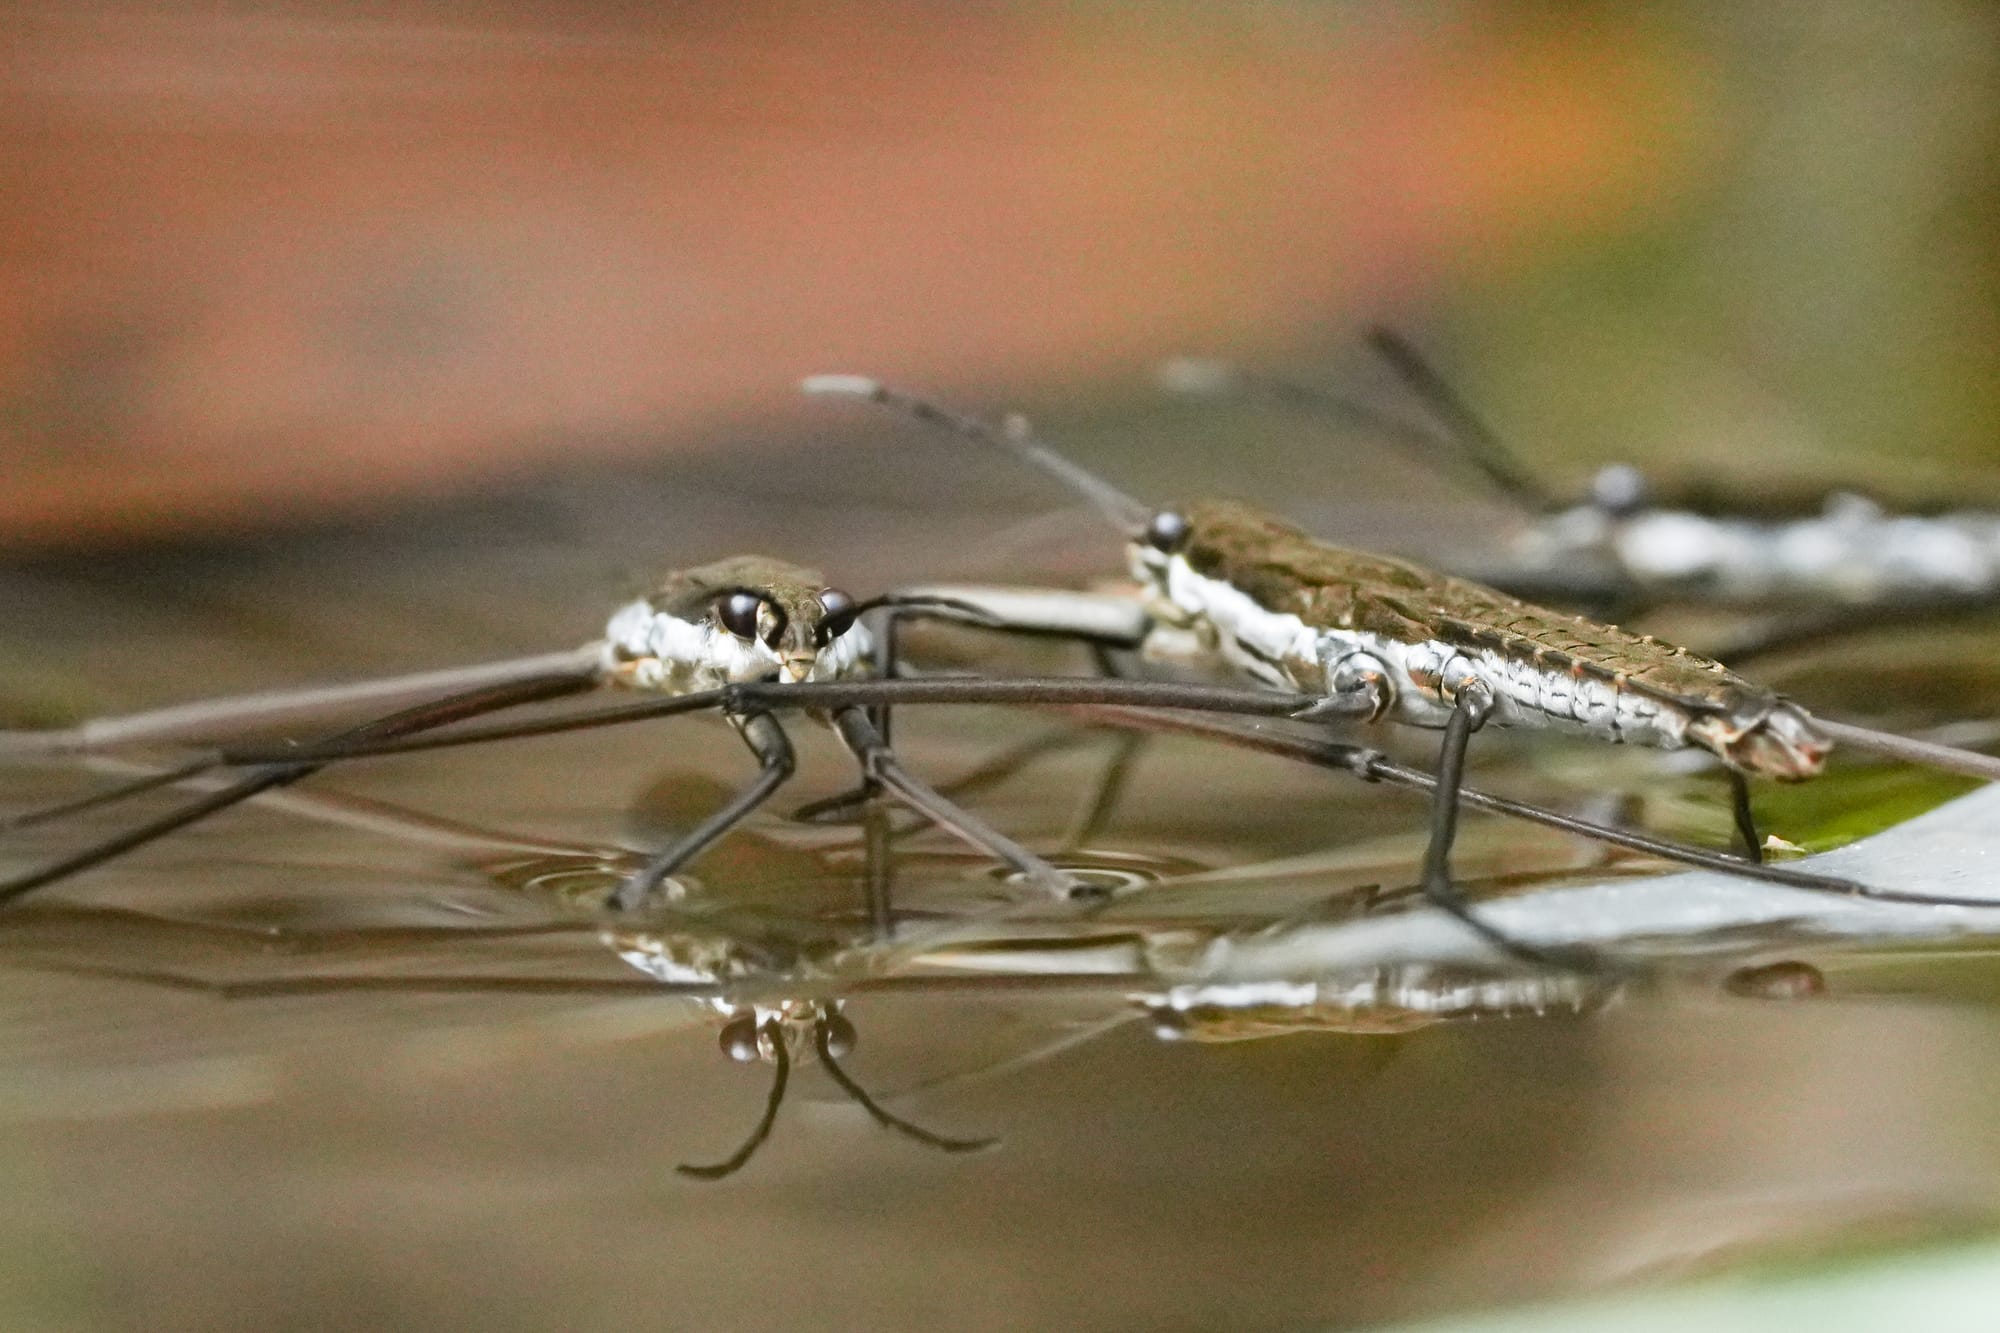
(3, 4, 1718, 547)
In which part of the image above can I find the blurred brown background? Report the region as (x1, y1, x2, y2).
(7, 9, 2000, 1332)
(12, 2, 1992, 550)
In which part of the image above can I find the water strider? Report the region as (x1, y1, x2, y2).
(1169, 328, 2000, 628)
(10, 518, 1935, 926)
(5, 665, 1883, 916)
(0, 555, 1078, 906)
(804, 372, 2000, 962)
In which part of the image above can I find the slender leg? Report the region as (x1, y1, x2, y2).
(4, 757, 224, 832)
(1363, 326, 1557, 512)
(1727, 769, 1764, 864)
(788, 613, 906, 824)
(830, 708, 1076, 899)
(870, 605, 902, 753)
(611, 711, 796, 911)
(790, 596, 1052, 825)
(1062, 730, 1145, 850)
(1418, 690, 1595, 970)
(1066, 641, 1148, 848)
(1067, 698, 2000, 908)
(0, 768, 302, 906)
(863, 803, 895, 940)
(817, 722, 1145, 853)
(0, 672, 592, 906)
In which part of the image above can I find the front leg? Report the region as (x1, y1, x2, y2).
(610, 710, 795, 911)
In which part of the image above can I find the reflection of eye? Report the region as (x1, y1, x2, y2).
(1145, 510, 1191, 554)
(718, 1015, 763, 1063)
(816, 588, 857, 644)
(820, 1011, 857, 1059)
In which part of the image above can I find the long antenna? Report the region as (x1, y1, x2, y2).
(1363, 327, 1558, 513)
(678, 1021, 792, 1180)
(813, 1020, 998, 1154)
(803, 375, 1152, 532)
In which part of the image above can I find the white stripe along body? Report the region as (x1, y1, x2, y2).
(599, 555, 874, 694)
(1131, 500, 1829, 780)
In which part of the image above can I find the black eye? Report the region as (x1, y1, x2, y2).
(718, 1015, 763, 1063)
(820, 1011, 857, 1059)
(816, 588, 857, 643)
(1145, 510, 1191, 553)
(717, 591, 765, 641)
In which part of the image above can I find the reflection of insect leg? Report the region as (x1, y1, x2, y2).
(678, 1017, 792, 1180)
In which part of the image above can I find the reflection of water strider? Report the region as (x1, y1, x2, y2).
(808, 373, 2000, 962)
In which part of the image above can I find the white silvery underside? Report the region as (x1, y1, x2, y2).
(606, 931, 801, 1026)
(1525, 494, 2000, 604)
(606, 930, 738, 1015)
(1147, 969, 1597, 1033)
(598, 600, 873, 691)
(1143, 551, 1691, 749)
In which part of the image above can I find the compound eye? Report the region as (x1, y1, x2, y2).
(1145, 510, 1191, 554)
(820, 1012, 857, 1059)
(716, 591, 766, 641)
(816, 588, 858, 643)
(718, 1015, 763, 1063)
